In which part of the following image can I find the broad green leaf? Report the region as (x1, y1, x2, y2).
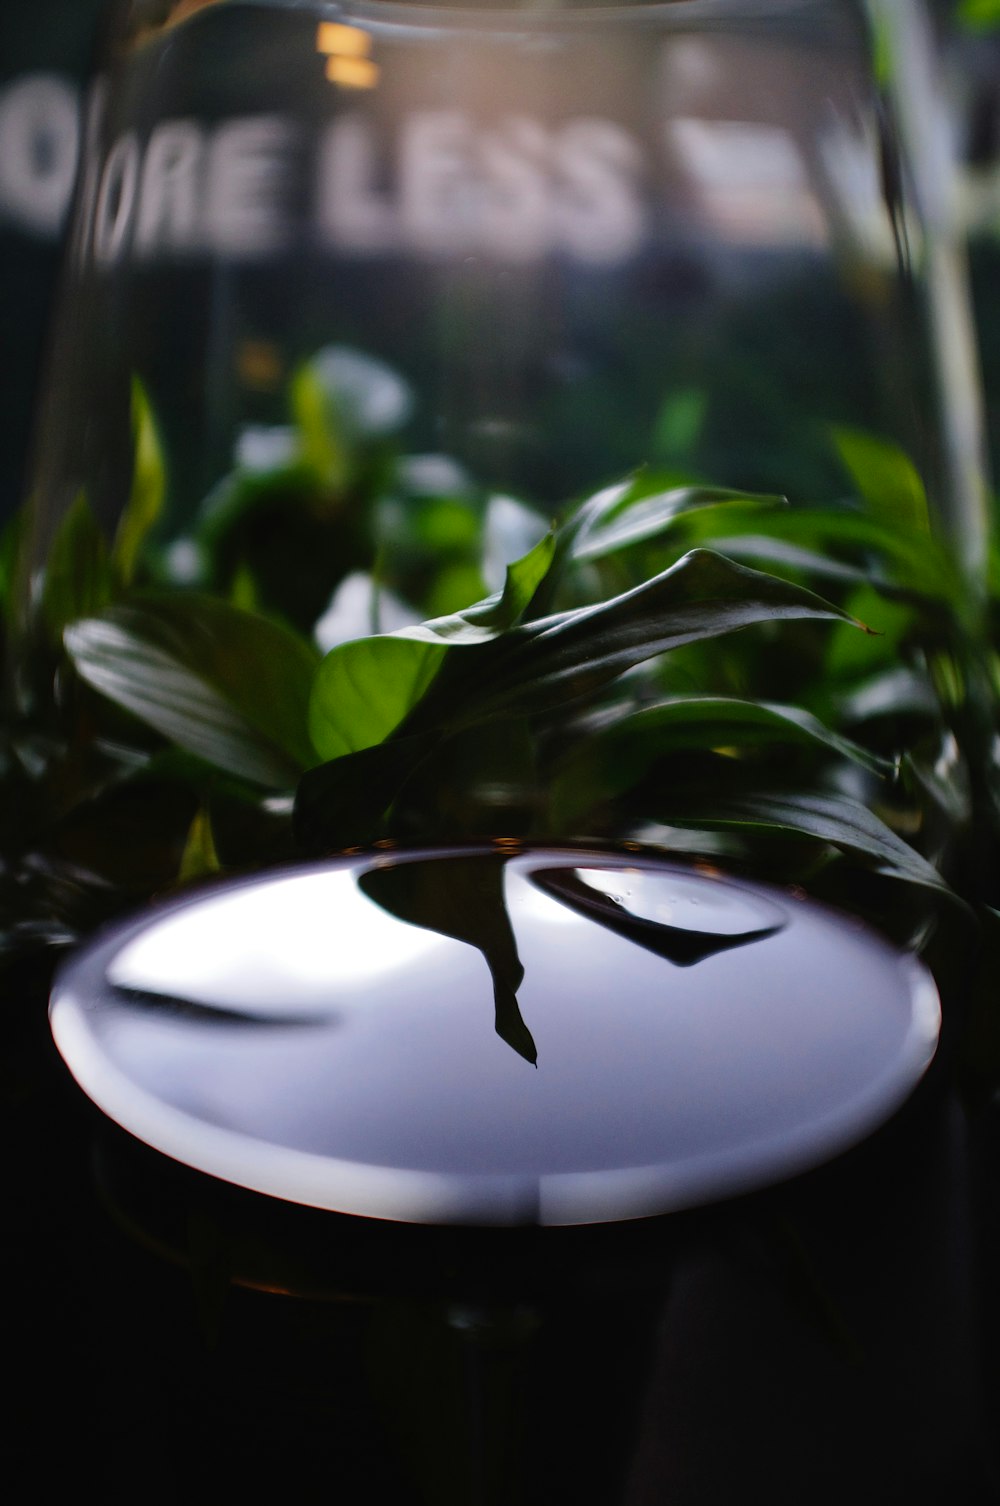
(831, 426, 930, 535)
(524, 476, 634, 618)
(531, 476, 780, 611)
(677, 501, 956, 599)
(399, 528, 557, 645)
(178, 805, 222, 884)
(573, 488, 785, 564)
(662, 790, 951, 895)
(403, 550, 866, 737)
(473, 528, 556, 629)
(41, 492, 112, 638)
(112, 379, 166, 586)
(305, 553, 869, 850)
(294, 732, 440, 852)
(703, 534, 868, 586)
(309, 634, 447, 760)
(66, 594, 319, 788)
(551, 695, 893, 828)
(297, 719, 538, 854)
(314, 571, 417, 650)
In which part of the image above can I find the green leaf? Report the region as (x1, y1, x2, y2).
(833, 667, 939, 724)
(422, 562, 489, 619)
(527, 476, 781, 620)
(112, 379, 166, 586)
(523, 476, 634, 619)
(482, 494, 549, 589)
(66, 594, 320, 788)
(831, 426, 930, 536)
(291, 362, 349, 491)
(663, 790, 952, 895)
(686, 503, 956, 601)
(178, 805, 222, 884)
(303, 551, 867, 851)
(400, 528, 557, 645)
(825, 583, 914, 679)
(290, 346, 413, 491)
(309, 634, 447, 762)
(572, 487, 785, 564)
(229, 560, 259, 612)
(652, 388, 707, 460)
(294, 732, 440, 853)
(41, 492, 112, 638)
(701, 533, 869, 587)
(551, 696, 893, 828)
(404, 550, 866, 737)
(957, 0, 1000, 32)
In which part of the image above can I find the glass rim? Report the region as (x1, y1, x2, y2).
(123, 0, 859, 43)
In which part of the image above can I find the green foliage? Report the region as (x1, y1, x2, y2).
(651, 388, 708, 462)
(549, 697, 895, 831)
(299, 475, 872, 855)
(112, 379, 166, 587)
(41, 492, 112, 639)
(659, 790, 953, 897)
(178, 805, 222, 885)
(66, 594, 319, 788)
(310, 635, 446, 761)
(568, 484, 785, 566)
(831, 427, 931, 536)
(957, 0, 1000, 32)
(4, 345, 990, 982)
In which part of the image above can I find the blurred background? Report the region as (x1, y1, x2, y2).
(0, 2, 104, 522)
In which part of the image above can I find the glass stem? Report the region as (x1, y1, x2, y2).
(868, 0, 991, 617)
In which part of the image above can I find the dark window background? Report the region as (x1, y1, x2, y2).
(0, 3, 104, 523)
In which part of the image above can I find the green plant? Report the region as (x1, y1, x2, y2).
(3, 343, 968, 988)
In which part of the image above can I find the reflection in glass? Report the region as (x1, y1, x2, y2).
(51, 846, 940, 1226)
(531, 863, 786, 965)
(18, 0, 932, 636)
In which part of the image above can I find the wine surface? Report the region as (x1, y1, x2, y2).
(50, 845, 940, 1225)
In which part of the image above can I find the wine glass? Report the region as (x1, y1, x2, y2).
(19, 0, 932, 624)
(15, 1, 984, 1500)
(9, 0, 949, 888)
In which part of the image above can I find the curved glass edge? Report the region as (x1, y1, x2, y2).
(119, 0, 859, 49)
(48, 854, 942, 1229)
(49, 955, 941, 1226)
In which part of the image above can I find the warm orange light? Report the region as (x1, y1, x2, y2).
(325, 55, 380, 90)
(316, 21, 372, 57)
(236, 339, 284, 392)
(168, 0, 224, 23)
